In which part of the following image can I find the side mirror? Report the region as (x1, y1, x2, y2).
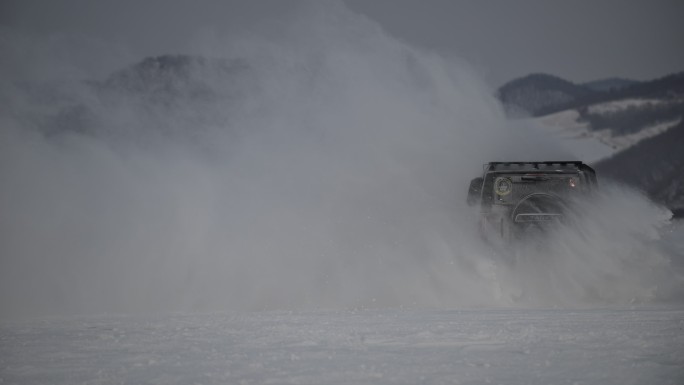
(467, 177, 483, 206)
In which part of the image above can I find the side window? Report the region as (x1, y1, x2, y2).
(467, 177, 484, 206)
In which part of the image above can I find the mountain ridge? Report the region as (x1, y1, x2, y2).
(581, 77, 640, 92)
(499, 71, 684, 117)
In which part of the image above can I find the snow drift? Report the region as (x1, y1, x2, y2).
(0, 2, 680, 318)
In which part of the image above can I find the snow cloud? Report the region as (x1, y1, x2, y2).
(0, 1, 680, 318)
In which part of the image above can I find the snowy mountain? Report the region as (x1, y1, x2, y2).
(499, 72, 684, 212)
(500, 71, 684, 117)
(29, 55, 253, 139)
(102, 55, 248, 101)
(497, 73, 594, 116)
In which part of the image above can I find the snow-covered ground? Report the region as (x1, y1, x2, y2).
(533, 110, 616, 162)
(532, 108, 681, 163)
(2, 306, 683, 385)
(587, 98, 666, 114)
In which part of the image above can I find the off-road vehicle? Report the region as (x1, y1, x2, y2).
(467, 161, 597, 240)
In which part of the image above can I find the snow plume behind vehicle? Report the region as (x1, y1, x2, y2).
(0, 2, 680, 318)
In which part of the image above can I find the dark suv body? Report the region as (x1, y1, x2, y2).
(467, 161, 598, 240)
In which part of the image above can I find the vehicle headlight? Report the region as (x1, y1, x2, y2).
(494, 177, 512, 196)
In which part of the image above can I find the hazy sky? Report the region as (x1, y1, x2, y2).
(345, 0, 684, 85)
(2, 0, 683, 86)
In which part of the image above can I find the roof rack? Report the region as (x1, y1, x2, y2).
(485, 161, 581, 169)
(483, 161, 596, 182)
(488, 161, 582, 166)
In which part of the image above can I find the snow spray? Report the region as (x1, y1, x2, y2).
(0, 1, 680, 317)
